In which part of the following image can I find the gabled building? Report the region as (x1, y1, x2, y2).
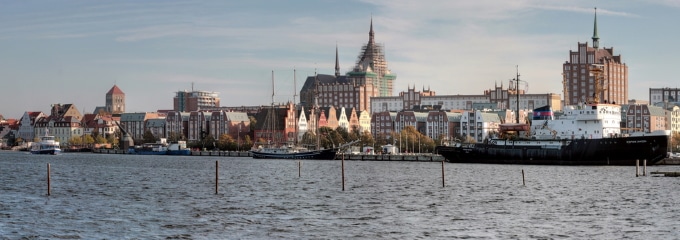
(358, 109, 371, 134)
(18, 111, 46, 141)
(338, 107, 349, 130)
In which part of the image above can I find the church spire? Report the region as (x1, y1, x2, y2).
(592, 7, 600, 49)
(369, 16, 375, 45)
(335, 44, 340, 77)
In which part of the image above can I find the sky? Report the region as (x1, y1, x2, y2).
(1, 0, 679, 119)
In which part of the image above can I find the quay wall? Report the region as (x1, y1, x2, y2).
(91, 148, 444, 161)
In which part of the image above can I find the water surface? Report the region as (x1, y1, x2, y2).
(1, 151, 678, 239)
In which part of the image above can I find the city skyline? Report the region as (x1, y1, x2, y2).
(2, 0, 679, 119)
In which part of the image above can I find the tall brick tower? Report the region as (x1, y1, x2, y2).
(562, 8, 628, 106)
(106, 84, 125, 114)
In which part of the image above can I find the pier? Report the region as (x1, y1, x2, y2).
(92, 148, 443, 161)
(650, 171, 680, 177)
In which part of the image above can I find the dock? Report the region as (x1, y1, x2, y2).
(650, 171, 680, 177)
(92, 148, 444, 161)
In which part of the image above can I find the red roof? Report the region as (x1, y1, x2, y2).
(107, 85, 125, 95)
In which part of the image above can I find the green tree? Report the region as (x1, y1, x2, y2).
(335, 127, 349, 143)
(218, 133, 236, 151)
(142, 130, 158, 143)
(83, 134, 95, 147)
(68, 136, 83, 146)
(243, 135, 253, 151)
(359, 130, 375, 150)
(95, 135, 107, 144)
(203, 134, 217, 150)
(167, 131, 183, 142)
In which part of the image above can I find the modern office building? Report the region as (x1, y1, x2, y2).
(174, 89, 220, 112)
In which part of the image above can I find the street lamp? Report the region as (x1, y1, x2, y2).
(238, 124, 241, 151)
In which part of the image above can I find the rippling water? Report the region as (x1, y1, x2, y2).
(1, 151, 679, 239)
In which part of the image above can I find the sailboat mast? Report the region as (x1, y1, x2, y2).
(271, 70, 275, 144)
(293, 68, 298, 145)
(515, 65, 520, 124)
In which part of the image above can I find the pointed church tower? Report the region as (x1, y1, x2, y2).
(335, 44, 340, 77)
(348, 17, 396, 97)
(106, 85, 125, 114)
(592, 8, 600, 49)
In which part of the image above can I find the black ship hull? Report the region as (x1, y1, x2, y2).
(435, 135, 668, 165)
(251, 148, 338, 160)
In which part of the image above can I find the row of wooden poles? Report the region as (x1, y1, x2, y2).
(45, 157, 534, 196)
(44, 159, 654, 196)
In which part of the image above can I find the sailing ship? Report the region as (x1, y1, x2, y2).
(251, 71, 339, 159)
(435, 66, 669, 165)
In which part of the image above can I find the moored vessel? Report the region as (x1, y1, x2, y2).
(436, 103, 668, 165)
(31, 130, 61, 155)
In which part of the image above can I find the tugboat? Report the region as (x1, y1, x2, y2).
(435, 66, 668, 165)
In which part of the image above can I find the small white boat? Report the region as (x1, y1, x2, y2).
(31, 131, 61, 155)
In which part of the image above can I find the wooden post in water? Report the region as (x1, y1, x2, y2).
(521, 169, 525, 186)
(215, 161, 219, 194)
(341, 154, 345, 191)
(643, 159, 647, 176)
(636, 159, 639, 177)
(441, 160, 445, 188)
(298, 161, 301, 178)
(47, 163, 51, 196)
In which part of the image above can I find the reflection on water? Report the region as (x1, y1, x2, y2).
(1, 151, 679, 239)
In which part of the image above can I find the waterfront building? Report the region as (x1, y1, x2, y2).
(81, 113, 117, 139)
(212, 111, 247, 142)
(370, 111, 397, 139)
(188, 111, 209, 142)
(622, 104, 666, 134)
(338, 107, 349, 130)
(165, 111, 190, 140)
(105, 85, 125, 114)
(252, 103, 296, 144)
(146, 118, 166, 139)
(321, 106, 339, 130)
(358, 109, 371, 134)
(33, 104, 84, 144)
(425, 111, 462, 143)
(119, 112, 162, 141)
(459, 110, 501, 143)
(562, 9, 628, 106)
(17, 111, 46, 141)
(297, 106, 308, 141)
(174, 88, 220, 112)
(347, 108, 360, 133)
(370, 85, 560, 120)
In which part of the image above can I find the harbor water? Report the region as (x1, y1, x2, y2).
(1, 151, 679, 239)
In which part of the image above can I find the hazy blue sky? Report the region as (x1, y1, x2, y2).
(1, 0, 679, 119)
